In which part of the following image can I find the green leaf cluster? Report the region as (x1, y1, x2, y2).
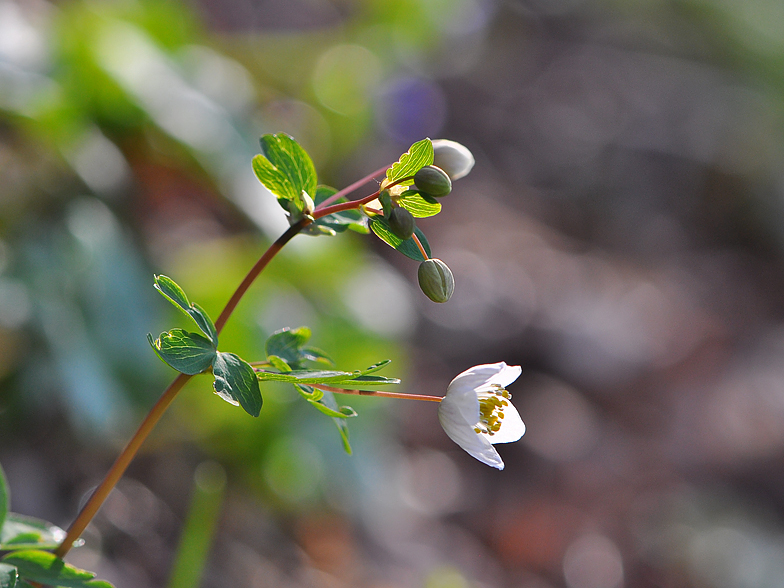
(0, 463, 115, 588)
(257, 328, 399, 454)
(251, 134, 368, 237)
(370, 139, 445, 262)
(148, 275, 262, 417)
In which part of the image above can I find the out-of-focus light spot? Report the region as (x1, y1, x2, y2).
(343, 261, 416, 338)
(312, 44, 381, 116)
(263, 437, 324, 505)
(68, 128, 131, 195)
(0, 239, 8, 274)
(256, 284, 317, 335)
(179, 45, 256, 115)
(0, 278, 31, 329)
(96, 22, 236, 153)
(102, 479, 162, 537)
(194, 460, 227, 494)
(425, 566, 470, 588)
(563, 534, 623, 588)
(688, 526, 764, 588)
(398, 449, 462, 515)
(520, 376, 599, 462)
(259, 100, 332, 168)
(66, 198, 120, 252)
(232, 169, 290, 236)
(419, 0, 491, 36)
(376, 76, 446, 144)
(0, 0, 49, 68)
(701, 340, 784, 463)
(722, 0, 784, 55)
(419, 249, 495, 330)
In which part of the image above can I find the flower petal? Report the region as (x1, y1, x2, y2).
(438, 398, 505, 469)
(447, 362, 510, 395)
(485, 401, 525, 444)
(484, 363, 522, 390)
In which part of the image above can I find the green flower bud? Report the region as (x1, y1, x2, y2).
(414, 165, 452, 198)
(388, 206, 416, 240)
(418, 258, 455, 303)
(432, 139, 475, 180)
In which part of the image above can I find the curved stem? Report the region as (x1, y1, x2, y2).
(214, 218, 310, 334)
(55, 219, 313, 559)
(54, 373, 191, 558)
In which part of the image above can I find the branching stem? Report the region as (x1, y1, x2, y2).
(55, 219, 311, 558)
(54, 169, 413, 559)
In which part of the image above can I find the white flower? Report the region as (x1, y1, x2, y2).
(432, 139, 475, 181)
(438, 362, 525, 469)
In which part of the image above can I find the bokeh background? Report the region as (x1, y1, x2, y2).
(3, 0, 784, 586)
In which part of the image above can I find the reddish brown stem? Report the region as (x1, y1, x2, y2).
(54, 373, 191, 558)
(214, 218, 310, 334)
(315, 383, 443, 403)
(315, 164, 390, 210)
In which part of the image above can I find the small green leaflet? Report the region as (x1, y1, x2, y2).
(252, 134, 318, 215)
(369, 217, 432, 262)
(1, 550, 114, 588)
(153, 275, 217, 346)
(306, 400, 357, 419)
(265, 327, 334, 369)
(321, 390, 352, 454)
(148, 330, 216, 375)
(386, 138, 434, 186)
(0, 514, 68, 552)
(398, 190, 441, 218)
(212, 352, 263, 417)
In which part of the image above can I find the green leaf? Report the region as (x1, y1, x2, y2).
(153, 275, 218, 345)
(294, 384, 323, 401)
(212, 352, 263, 417)
(148, 330, 217, 375)
(255, 368, 356, 384)
(0, 514, 67, 551)
(265, 327, 312, 367)
(252, 134, 317, 213)
(318, 375, 401, 391)
(267, 355, 292, 373)
(306, 399, 357, 419)
(0, 563, 18, 588)
(321, 390, 352, 455)
(0, 463, 8, 532)
(361, 360, 392, 374)
(398, 190, 442, 218)
(369, 217, 432, 262)
(1, 551, 114, 588)
(385, 138, 434, 186)
(300, 346, 334, 366)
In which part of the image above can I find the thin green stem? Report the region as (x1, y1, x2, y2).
(55, 218, 313, 559)
(314, 383, 443, 403)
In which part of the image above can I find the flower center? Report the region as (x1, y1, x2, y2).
(473, 384, 511, 436)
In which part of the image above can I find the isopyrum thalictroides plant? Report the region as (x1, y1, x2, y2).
(0, 136, 525, 587)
